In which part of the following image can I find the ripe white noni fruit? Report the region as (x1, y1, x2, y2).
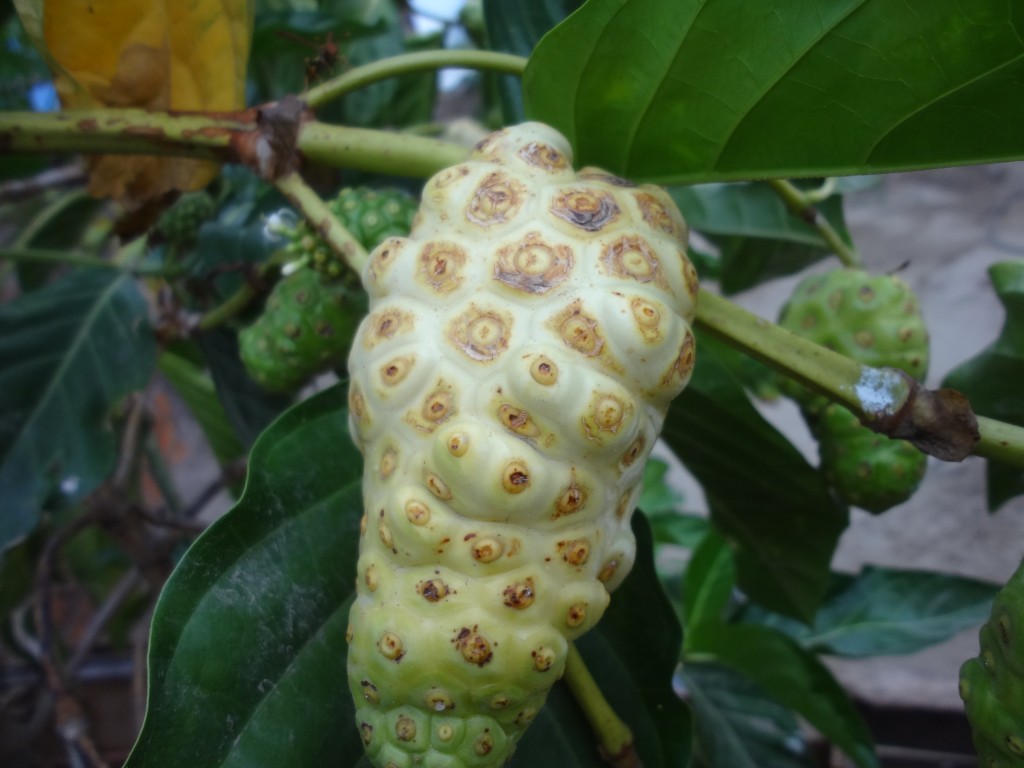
(345, 122, 699, 768)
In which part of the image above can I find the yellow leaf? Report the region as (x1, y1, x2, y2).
(13, 0, 254, 206)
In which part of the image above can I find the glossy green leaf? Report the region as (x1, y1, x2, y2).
(682, 662, 815, 768)
(943, 260, 1024, 511)
(157, 350, 247, 465)
(125, 386, 364, 768)
(682, 530, 735, 642)
(688, 623, 877, 768)
(738, 565, 999, 658)
(126, 386, 687, 767)
(524, 0, 1024, 184)
(0, 269, 156, 550)
(671, 183, 851, 295)
(661, 335, 847, 621)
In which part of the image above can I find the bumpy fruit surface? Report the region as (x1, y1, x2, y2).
(960, 559, 1024, 766)
(777, 268, 931, 512)
(345, 123, 699, 767)
(239, 268, 366, 392)
(813, 402, 928, 514)
(280, 187, 418, 279)
(155, 190, 216, 245)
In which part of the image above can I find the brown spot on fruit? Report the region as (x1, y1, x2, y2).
(662, 330, 696, 387)
(395, 716, 417, 742)
(359, 512, 368, 536)
(598, 559, 620, 583)
(360, 680, 379, 704)
(365, 565, 380, 592)
(363, 308, 414, 349)
(515, 707, 537, 725)
(554, 472, 588, 518)
(601, 235, 668, 288)
(550, 188, 620, 232)
(418, 242, 466, 294)
(529, 356, 558, 385)
(494, 232, 573, 294)
(422, 389, 454, 424)
(622, 435, 646, 467)
(475, 731, 494, 756)
(552, 301, 604, 357)
(634, 190, 684, 240)
(498, 404, 541, 438)
(405, 500, 431, 526)
(559, 539, 590, 566)
(503, 578, 536, 609)
(417, 578, 449, 602)
(360, 722, 374, 746)
(447, 432, 469, 456)
(454, 627, 493, 666)
(532, 646, 556, 672)
(448, 306, 512, 361)
(854, 330, 875, 349)
(566, 603, 587, 628)
(472, 537, 504, 563)
(426, 690, 455, 711)
(630, 297, 663, 341)
(502, 461, 531, 494)
(379, 448, 397, 479)
(378, 521, 394, 549)
(380, 355, 415, 387)
(519, 141, 569, 172)
(378, 632, 405, 661)
(426, 472, 453, 501)
(490, 695, 511, 710)
(466, 171, 527, 227)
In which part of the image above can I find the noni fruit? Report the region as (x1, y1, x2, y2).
(345, 122, 699, 767)
(777, 268, 930, 512)
(276, 187, 419, 279)
(960, 558, 1024, 767)
(239, 267, 366, 392)
(155, 190, 217, 246)
(814, 402, 928, 514)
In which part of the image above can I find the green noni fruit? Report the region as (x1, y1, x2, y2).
(814, 402, 928, 514)
(961, 558, 1024, 767)
(239, 267, 366, 392)
(777, 268, 931, 512)
(345, 123, 700, 767)
(155, 190, 217, 246)
(277, 187, 419, 279)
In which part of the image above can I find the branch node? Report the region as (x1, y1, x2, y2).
(235, 95, 310, 180)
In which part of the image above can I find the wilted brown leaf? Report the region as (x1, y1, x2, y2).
(13, 0, 254, 207)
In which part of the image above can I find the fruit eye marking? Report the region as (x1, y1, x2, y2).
(493, 232, 574, 294)
(418, 241, 467, 293)
(518, 141, 569, 172)
(601, 235, 668, 289)
(503, 578, 536, 609)
(501, 461, 531, 494)
(465, 171, 527, 228)
(453, 627, 493, 666)
(448, 306, 512, 362)
(550, 187, 620, 232)
(378, 632, 405, 661)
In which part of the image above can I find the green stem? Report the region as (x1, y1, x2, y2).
(273, 170, 369, 275)
(976, 417, 1024, 466)
(12, 188, 90, 249)
(297, 122, 468, 178)
(563, 643, 639, 768)
(304, 49, 528, 110)
(694, 289, 1024, 466)
(195, 252, 288, 332)
(765, 178, 863, 269)
(1, 247, 116, 271)
(0, 109, 251, 159)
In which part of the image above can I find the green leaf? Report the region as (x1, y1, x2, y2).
(740, 566, 1000, 658)
(125, 386, 364, 768)
(943, 260, 1024, 511)
(661, 335, 847, 621)
(638, 457, 685, 516)
(671, 183, 851, 295)
(682, 662, 815, 768)
(127, 389, 688, 767)
(682, 530, 736, 640)
(0, 269, 156, 550)
(483, 0, 580, 124)
(157, 350, 246, 465)
(688, 622, 877, 768)
(524, 0, 1024, 184)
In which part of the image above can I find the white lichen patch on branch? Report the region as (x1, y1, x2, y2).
(850, 366, 912, 418)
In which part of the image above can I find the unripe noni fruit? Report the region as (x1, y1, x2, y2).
(239, 267, 366, 392)
(345, 122, 699, 768)
(777, 268, 930, 512)
(960, 558, 1024, 767)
